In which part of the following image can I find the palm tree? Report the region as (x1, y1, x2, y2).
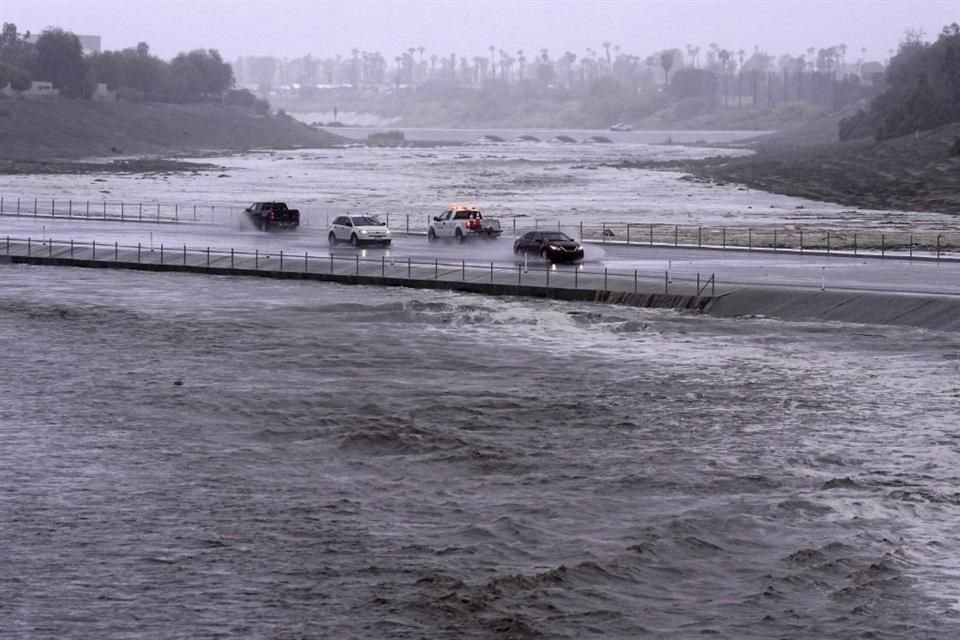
(737, 49, 745, 107)
(489, 45, 496, 79)
(602, 41, 612, 64)
(660, 50, 675, 87)
(718, 49, 731, 105)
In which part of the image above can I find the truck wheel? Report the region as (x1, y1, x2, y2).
(328, 232, 338, 246)
(428, 228, 437, 242)
(350, 234, 359, 247)
(455, 228, 464, 243)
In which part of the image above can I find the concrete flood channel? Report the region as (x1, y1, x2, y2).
(3, 235, 960, 332)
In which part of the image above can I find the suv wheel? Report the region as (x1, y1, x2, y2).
(328, 231, 338, 246)
(350, 234, 360, 247)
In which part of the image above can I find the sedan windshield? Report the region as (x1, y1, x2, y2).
(542, 232, 573, 241)
(350, 216, 383, 226)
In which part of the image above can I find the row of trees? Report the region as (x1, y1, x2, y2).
(0, 22, 237, 103)
(236, 41, 884, 101)
(840, 25, 960, 141)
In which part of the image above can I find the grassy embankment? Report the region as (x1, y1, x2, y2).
(0, 100, 344, 173)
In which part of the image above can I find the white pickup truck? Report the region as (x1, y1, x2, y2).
(427, 205, 502, 242)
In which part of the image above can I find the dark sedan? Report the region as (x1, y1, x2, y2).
(513, 231, 585, 263)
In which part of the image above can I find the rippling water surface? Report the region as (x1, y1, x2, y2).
(2, 264, 959, 638)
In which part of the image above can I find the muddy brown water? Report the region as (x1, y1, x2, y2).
(2, 265, 960, 638)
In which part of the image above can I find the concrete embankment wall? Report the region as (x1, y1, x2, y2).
(705, 287, 960, 332)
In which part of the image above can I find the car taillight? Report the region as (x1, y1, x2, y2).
(467, 219, 481, 230)
(270, 212, 276, 220)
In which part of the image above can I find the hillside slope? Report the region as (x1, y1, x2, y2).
(0, 101, 343, 163)
(696, 122, 960, 214)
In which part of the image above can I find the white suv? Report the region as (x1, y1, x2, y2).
(328, 215, 392, 247)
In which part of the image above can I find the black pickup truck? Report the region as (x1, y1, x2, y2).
(244, 202, 300, 231)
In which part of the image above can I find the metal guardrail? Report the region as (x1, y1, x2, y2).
(0, 235, 715, 297)
(2, 195, 957, 258)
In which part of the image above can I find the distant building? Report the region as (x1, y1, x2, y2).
(77, 35, 101, 55)
(25, 33, 101, 56)
(0, 81, 61, 99)
(91, 82, 116, 101)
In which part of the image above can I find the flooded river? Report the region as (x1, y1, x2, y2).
(1, 133, 959, 638)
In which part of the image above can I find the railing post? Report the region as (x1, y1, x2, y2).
(408, 257, 411, 279)
(51, 198, 55, 215)
(382, 255, 386, 277)
(160, 244, 163, 264)
(602, 222, 607, 244)
(231, 248, 235, 268)
(697, 272, 700, 293)
(34, 198, 37, 216)
(546, 264, 550, 287)
(937, 234, 942, 261)
(800, 228, 804, 252)
(909, 235, 913, 259)
(574, 267, 578, 289)
(434, 258, 438, 280)
(207, 247, 211, 267)
(137, 242, 140, 263)
(674, 225, 678, 247)
(183, 244, 187, 265)
(175, 204, 178, 222)
(405, 214, 409, 233)
(17, 197, 20, 215)
(102, 201, 106, 218)
(193, 205, 197, 222)
(355, 254, 359, 275)
(304, 251, 308, 273)
(28, 237, 31, 256)
(139, 203, 142, 221)
(49, 238, 52, 257)
(461, 259, 465, 281)
(664, 271, 668, 294)
(280, 250, 284, 271)
(121, 202, 124, 220)
(626, 223, 631, 245)
(748, 228, 752, 250)
(853, 232, 857, 255)
(722, 226, 726, 249)
(604, 268, 608, 290)
(490, 261, 494, 282)
(649, 224, 653, 246)
(826, 230, 831, 254)
(881, 234, 885, 258)
(773, 229, 777, 252)
(579, 220, 583, 240)
(698, 226, 702, 248)
(329, 254, 333, 273)
(256, 249, 259, 269)
(72, 239, 75, 258)
(157, 203, 160, 222)
(91, 239, 94, 260)
(634, 269, 637, 293)
(517, 264, 521, 285)
(115, 241, 118, 261)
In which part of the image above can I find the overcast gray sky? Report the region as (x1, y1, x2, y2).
(4, 0, 958, 62)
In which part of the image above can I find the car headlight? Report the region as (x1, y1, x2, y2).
(548, 245, 562, 251)
(360, 229, 368, 234)
(384, 228, 391, 234)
